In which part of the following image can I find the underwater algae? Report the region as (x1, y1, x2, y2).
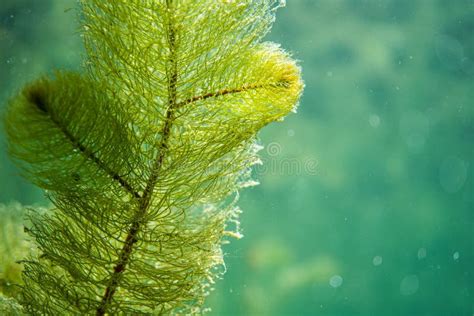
(1, 0, 302, 314)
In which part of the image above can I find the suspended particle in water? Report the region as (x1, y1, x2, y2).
(372, 255, 383, 266)
(417, 248, 427, 259)
(369, 114, 381, 128)
(400, 275, 419, 296)
(329, 275, 343, 288)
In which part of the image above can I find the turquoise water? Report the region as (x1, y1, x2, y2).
(1, 1, 472, 315)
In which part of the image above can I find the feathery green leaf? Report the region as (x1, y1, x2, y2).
(3, 0, 302, 314)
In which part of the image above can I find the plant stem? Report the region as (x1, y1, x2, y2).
(95, 1, 177, 314)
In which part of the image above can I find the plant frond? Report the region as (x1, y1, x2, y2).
(5, 72, 141, 199)
(4, 0, 303, 314)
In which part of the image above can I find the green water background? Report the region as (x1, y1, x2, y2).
(0, 1, 472, 315)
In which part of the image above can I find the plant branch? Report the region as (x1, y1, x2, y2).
(26, 87, 141, 200)
(176, 80, 291, 108)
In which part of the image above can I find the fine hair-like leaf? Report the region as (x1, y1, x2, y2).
(3, 0, 303, 314)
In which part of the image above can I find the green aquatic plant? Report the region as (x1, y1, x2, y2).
(0, 203, 28, 298)
(2, 0, 302, 314)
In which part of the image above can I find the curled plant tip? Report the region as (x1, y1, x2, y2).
(4, 0, 302, 314)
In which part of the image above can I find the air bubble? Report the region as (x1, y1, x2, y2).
(369, 114, 380, 128)
(417, 248, 426, 259)
(400, 275, 419, 296)
(372, 256, 383, 266)
(329, 275, 343, 288)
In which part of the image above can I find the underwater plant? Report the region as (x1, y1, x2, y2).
(1, 0, 302, 314)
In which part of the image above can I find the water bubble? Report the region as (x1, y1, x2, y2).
(329, 275, 343, 288)
(417, 248, 427, 259)
(372, 256, 383, 266)
(400, 275, 419, 296)
(287, 129, 295, 137)
(369, 114, 381, 128)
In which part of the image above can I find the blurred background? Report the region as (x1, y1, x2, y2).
(0, 1, 472, 315)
